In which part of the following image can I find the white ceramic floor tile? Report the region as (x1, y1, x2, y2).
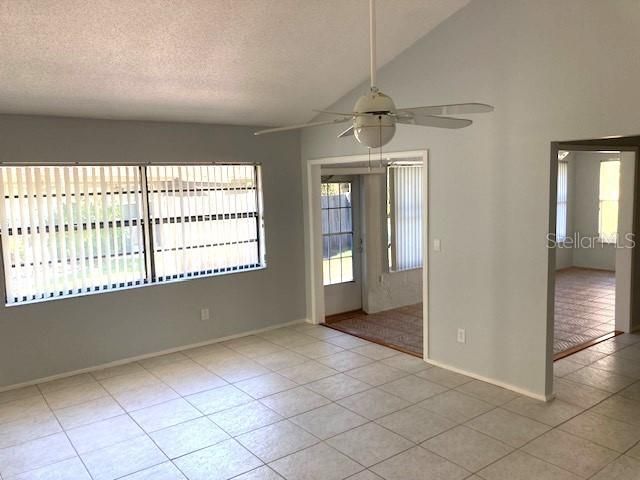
(254, 351, 309, 371)
(0, 396, 51, 426)
(208, 401, 282, 436)
(305, 374, 371, 401)
(278, 361, 339, 385)
(81, 436, 166, 480)
(43, 381, 108, 410)
(371, 446, 469, 480)
(465, 408, 550, 448)
(565, 366, 635, 393)
(270, 442, 363, 480)
(54, 396, 125, 430)
(455, 380, 520, 406)
(111, 382, 180, 412)
(378, 375, 447, 403)
(291, 341, 345, 359)
(173, 438, 263, 480)
(0, 387, 41, 407)
(422, 425, 512, 472)
(186, 385, 253, 415)
(150, 417, 229, 459)
(129, 398, 201, 433)
(232, 465, 284, 480)
(345, 363, 407, 387)
(478, 451, 582, 480)
(9, 457, 91, 480)
(559, 410, 640, 452)
(501, 397, 583, 426)
(316, 351, 375, 372)
(552, 378, 611, 409)
(415, 367, 473, 389)
(350, 344, 399, 361)
(522, 429, 618, 478)
(290, 403, 368, 439)
(0, 433, 76, 478)
(338, 388, 410, 420)
(416, 391, 493, 423)
(92, 362, 146, 380)
(260, 387, 331, 417)
(379, 354, 429, 373)
(591, 455, 640, 480)
(326, 423, 413, 467)
(67, 414, 144, 454)
(235, 373, 298, 399)
(119, 461, 187, 479)
(376, 404, 456, 443)
(0, 411, 61, 449)
(236, 420, 319, 463)
(591, 395, 640, 425)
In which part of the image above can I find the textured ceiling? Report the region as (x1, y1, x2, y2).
(0, 0, 469, 126)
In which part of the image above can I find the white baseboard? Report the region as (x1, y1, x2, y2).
(426, 358, 554, 402)
(0, 318, 308, 393)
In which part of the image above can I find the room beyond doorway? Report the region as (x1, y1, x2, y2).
(326, 303, 423, 357)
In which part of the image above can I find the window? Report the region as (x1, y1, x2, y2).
(321, 182, 354, 285)
(598, 159, 620, 243)
(0, 164, 265, 305)
(387, 164, 423, 271)
(556, 160, 568, 240)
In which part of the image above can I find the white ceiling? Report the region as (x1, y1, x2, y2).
(0, 0, 469, 126)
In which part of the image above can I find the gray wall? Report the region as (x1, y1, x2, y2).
(301, 0, 640, 398)
(571, 152, 618, 270)
(361, 174, 422, 314)
(0, 114, 305, 388)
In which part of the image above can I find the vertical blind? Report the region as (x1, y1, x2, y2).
(146, 165, 263, 281)
(556, 161, 568, 241)
(389, 164, 423, 271)
(0, 164, 265, 305)
(0, 166, 146, 304)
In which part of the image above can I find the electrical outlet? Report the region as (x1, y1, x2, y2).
(457, 328, 466, 344)
(201, 308, 210, 321)
(434, 239, 441, 252)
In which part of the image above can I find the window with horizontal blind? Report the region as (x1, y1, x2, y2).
(387, 164, 423, 271)
(0, 164, 265, 305)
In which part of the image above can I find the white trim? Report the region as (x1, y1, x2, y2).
(304, 149, 429, 358)
(0, 318, 308, 393)
(427, 358, 554, 402)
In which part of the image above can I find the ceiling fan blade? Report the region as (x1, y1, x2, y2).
(397, 103, 494, 116)
(313, 109, 355, 117)
(397, 115, 472, 129)
(254, 117, 351, 136)
(337, 125, 354, 138)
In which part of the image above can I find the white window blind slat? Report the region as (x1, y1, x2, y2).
(388, 165, 423, 271)
(556, 161, 568, 241)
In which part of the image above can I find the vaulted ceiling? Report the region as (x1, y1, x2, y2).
(0, 0, 469, 126)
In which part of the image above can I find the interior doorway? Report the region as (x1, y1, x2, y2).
(548, 139, 638, 370)
(304, 150, 428, 358)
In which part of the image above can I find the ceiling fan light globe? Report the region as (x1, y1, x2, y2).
(354, 116, 395, 148)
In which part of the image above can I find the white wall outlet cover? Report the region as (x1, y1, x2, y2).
(457, 328, 466, 344)
(201, 308, 210, 321)
(434, 239, 441, 251)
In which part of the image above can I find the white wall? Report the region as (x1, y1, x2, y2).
(0, 114, 305, 389)
(301, 0, 640, 398)
(571, 152, 618, 270)
(361, 174, 422, 313)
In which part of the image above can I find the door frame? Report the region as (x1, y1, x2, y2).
(304, 149, 429, 358)
(547, 142, 638, 396)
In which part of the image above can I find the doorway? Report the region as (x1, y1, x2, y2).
(321, 176, 363, 315)
(304, 150, 428, 358)
(548, 139, 638, 376)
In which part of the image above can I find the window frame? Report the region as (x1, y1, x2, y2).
(556, 160, 568, 241)
(0, 162, 267, 307)
(320, 180, 355, 286)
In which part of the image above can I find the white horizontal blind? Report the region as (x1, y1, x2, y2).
(599, 160, 620, 243)
(556, 161, 568, 241)
(0, 166, 146, 304)
(389, 165, 423, 271)
(146, 165, 264, 281)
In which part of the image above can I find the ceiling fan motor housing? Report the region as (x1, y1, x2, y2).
(353, 89, 396, 148)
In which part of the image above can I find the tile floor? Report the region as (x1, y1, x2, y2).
(326, 303, 423, 356)
(555, 268, 616, 355)
(1, 324, 640, 480)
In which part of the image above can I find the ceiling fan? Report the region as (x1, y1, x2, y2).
(254, 0, 494, 149)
